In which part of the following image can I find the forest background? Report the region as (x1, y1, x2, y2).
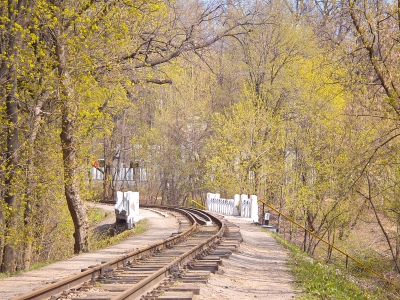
(0, 0, 399, 293)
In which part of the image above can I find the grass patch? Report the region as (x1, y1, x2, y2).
(88, 207, 106, 224)
(0, 260, 57, 278)
(89, 218, 149, 250)
(270, 232, 389, 300)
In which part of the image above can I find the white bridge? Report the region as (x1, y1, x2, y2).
(206, 193, 259, 223)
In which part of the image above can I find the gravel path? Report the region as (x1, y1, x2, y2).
(194, 216, 300, 299)
(0, 204, 179, 299)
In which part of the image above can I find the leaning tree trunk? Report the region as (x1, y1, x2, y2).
(60, 111, 89, 253)
(56, 31, 88, 254)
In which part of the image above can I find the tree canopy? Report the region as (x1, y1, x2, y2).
(1, 0, 400, 290)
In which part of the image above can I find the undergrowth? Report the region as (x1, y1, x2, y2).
(0, 261, 55, 278)
(88, 218, 148, 250)
(270, 232, 392, 300)
(88, 207, 106, 224)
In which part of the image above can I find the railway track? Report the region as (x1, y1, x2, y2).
(14, 206, 242, 300)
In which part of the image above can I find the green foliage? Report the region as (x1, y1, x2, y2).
(87, 207, 106, 224)
(340, 232, 393, 277)
(130, 57, 220, 204)
(272, 233, 388, 300)
(203, 18, 352, 212)
(204, 96, 272, 195)
(0, 0, 398, 278)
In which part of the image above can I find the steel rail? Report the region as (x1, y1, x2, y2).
(141, 205, 214, 226)
(112, 207, 225, 300)
(13, 207, 198, 300)
(183, 208, 213, 225)
(14, 206, 227, 300)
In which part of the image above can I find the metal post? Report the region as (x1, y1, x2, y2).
(262, 203, 265, 219)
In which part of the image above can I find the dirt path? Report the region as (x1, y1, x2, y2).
(194, 216, 300, 299)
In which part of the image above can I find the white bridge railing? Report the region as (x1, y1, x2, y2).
(206, 193, 258, 223)
(91, 167, 147, 182)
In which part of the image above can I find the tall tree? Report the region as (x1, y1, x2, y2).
(47, 0, 256, 254)
(203, 4, 354, 255)
(347, 0, 400, 114)
(0, 0, 35, 273)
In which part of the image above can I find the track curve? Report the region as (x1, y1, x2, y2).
(13, 206, 242, 300)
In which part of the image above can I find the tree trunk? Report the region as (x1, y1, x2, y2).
(103, 136, 114, 202)
(56, 30, 88, 254)
(1, 69, 20, 273)
(0, 0, 23, 274)
(0, 0, 35, 273)
(357, 175, 400, 273)
(23, 100, 46, 269)
(60, 91, 89, 254)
